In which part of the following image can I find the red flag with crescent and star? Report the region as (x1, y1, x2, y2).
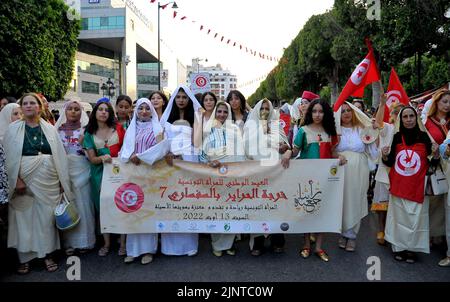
(333, 39, 381, 111)
(389, 137, 428, 203)
(383, 67, 410, 123)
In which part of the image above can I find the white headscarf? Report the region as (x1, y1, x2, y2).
(54, 98, 89, 130)
(290, 97, 302, 121)
(334, 101, 379, 144)
(421, 98, 433, 124)
(120, 98, 164, 162)
(0, 103, 20, 142)
(244, 98, 290, 161)
(202, 101, 245, 162)
(160, 85, 202, 126)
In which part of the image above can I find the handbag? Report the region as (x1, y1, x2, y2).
(54, 193, 80, 231)
(429, 164, 449, 195)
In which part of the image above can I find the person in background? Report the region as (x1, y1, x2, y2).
(55, 98, 96, 256)
(0, 103, 21, 142)
(226, 90, 249, 133)
(149, 91, 168, 121)
(115, 95, 133, 130)
(0, 96, 17, 112)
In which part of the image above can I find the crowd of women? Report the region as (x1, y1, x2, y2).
(0, 86, 449, 275)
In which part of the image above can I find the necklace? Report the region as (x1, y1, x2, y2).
(25, 125, 44, 155)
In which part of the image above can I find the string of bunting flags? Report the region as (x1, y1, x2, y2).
(237, 74, 269, 89)
(149, 0, 279, 62)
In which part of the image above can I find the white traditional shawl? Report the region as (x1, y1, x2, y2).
(4, 119, 74, 201)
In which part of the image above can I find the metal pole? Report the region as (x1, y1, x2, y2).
(158, 2, 161, 91)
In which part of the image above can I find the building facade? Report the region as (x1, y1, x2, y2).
(186, 59, 238, 101)
(64, 0, 170, 104)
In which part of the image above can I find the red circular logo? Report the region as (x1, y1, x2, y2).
(114, 183, 145, 213)
(195, 76, 207, 87)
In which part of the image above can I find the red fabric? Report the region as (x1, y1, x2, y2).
(319, 135, 338, 159)
(301, 91, 320, 101)
(173, 11, 177, 18)
(425, 118, 448, 145)
(279, 112, 291, 136)
(333, 39, 381, 111)
(389, 140, 428, 203)
(108, 123, 125, 158)
(383, 67, 410, 123)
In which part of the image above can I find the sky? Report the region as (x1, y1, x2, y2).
(135, 0, 335, 97)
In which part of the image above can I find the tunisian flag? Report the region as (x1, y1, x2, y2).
(333, 39, 381, 111)
(383, 67, 410, 122)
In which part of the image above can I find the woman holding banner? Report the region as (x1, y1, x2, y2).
(382, 106, 439, 263)
(83, 99, 126, 257)
(334, 101, 379, 252)
(159, 85, 202, 256)
(290, 99, 341, 262)
(199, 101, 245, 256)
(119, 98, 169, 264)
(226, 90, 249, 133)
(243, 98, 291, 256)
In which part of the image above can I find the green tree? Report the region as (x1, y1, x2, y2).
(0, 0, 80, 100)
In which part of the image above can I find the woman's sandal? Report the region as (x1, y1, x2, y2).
(65, 247, 75, 256)
(17, 262, 30, 275)
(98, 246, 110, 257)
(315, 249, 329, 262)
(44, 258, 58, 272)
(300, 247, 311, 258)
(393, 251, 405, 261)
(118, 246, 127, 256)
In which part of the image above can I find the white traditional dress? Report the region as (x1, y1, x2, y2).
(200, 101, 245, 252)
(5, 119, 74, 263)
(0, 103, 20, 142)
(335, 102, 379, 239)
(56, 100, 96, 250)
(159, 85, 202, 256)
(119, 98, 169, 257)
(243, 99, 290, 250)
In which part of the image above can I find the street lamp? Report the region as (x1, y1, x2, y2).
(158, 1, 178, 91)
(101, 78, 116, 100)
(193, 57, 208, 73)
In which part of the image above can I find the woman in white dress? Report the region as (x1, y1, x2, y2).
(4, 93, 74, 274)
(334, 102, 379, 252)
(120, 98, 169, 264)
(159, 85, 202, 256)
(0, 103, 21, 142)
(55, 98, 96, 255)
(199, 101, 246, 256)
(243, 98, 291, 256)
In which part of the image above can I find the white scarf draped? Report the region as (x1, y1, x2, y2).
(120, 98, 168, 165)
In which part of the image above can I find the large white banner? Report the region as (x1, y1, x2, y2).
(100, 159, 344, 234)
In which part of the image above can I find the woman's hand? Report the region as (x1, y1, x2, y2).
(278, 143, 289, 154)
(281, 150, 292, 169)
(338, 154, 347, 166)
(101, 154, 112, 164)
(130, 154, 141, 165)
(446, 145, 450, 158)
(165, 153, 174, 166)
(15, 177, 26, 195)
(208, 160, 221, 168)
(381, 146, 390, 159)
(431, 143, 440, 158)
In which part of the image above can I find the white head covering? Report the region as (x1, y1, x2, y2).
(244, 98, 290, 161)
(334, 101, 378, 144)
(0, 103, 20, 142)
(202, 101, 245, 162)
(120, 98, 163, 162)
(54, 98, 89, 130)
(290, 97, 302, 121)
(421, 98, 433, 124)
(160, 85, 202, 126)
